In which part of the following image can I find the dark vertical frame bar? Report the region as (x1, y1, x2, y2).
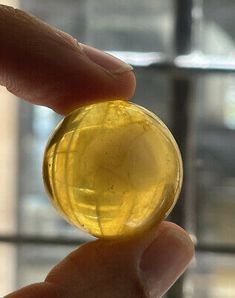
(170, 79, 193, 227)
(174, 0, 193, 55)
(167, 1, 195, 297)
(170, 0, 195, 232)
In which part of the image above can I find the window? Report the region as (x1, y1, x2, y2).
(0, 1, 235, 297)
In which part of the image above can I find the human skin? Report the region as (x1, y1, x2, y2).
(0, 5, 194, 298)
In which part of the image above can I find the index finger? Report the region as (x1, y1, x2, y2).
(0, 5, 136, 114)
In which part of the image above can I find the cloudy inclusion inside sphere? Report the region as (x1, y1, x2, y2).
(43, 100, 183, 239)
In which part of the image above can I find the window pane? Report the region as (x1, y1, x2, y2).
(0, 87, 18, 235)
(21, 0, 87, 40)
(21, 0, 174, 53)
(85, 0, 174, 53)
(0, 243, 77, 294)
(0, 243, 16, 297)
(185, 252, 235, 298)
(195, 74, 235, 245)
(134, 71, 172, 125)
(201, 1, 235, 56)
(17, 244, 77, 289)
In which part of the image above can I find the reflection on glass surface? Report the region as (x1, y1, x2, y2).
(195, 75, 235, 245)
(185, 252, 235, 298)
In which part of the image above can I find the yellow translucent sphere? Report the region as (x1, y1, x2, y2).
(43, 100, 182, 239)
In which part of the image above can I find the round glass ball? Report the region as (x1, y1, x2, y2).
(43, 100, 183, 239)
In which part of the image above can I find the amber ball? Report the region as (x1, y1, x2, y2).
(43, 100, 183, 239)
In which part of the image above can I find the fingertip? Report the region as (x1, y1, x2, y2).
(42, 221, 194, 298)
(116, 69, 136, 100)
(157, 221, 195, 249)
(0, 5, 136, 114)
(52, 68, 136, 115)
(139, 221, 194, 297)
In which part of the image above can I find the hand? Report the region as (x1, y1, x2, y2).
(1, 5, 194, 298)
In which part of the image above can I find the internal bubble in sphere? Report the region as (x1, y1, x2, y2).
(43, 100, 183, 239)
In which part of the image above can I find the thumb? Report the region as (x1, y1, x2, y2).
(6, 222, 194, 298)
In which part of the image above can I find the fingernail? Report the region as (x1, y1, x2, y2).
(80, 44, 133, 74)
(140, 228, 194, 297)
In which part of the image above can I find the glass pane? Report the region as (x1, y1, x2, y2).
(195, 74, 235, 245)
(85, 0, 174, 53)
(0, 86, 18, 235)
(1, 243, 77, 295)
(185, 252, 235, 298)
(0, 243, 16, 297)
(134, 71, 172, 126)
(21, 0, 174, 54)
(20, 0, 87, 40)
(17, 244, 77, 289)
(201, 1, 235, 56)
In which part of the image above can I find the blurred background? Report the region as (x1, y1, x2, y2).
(0, 0, 235, 297)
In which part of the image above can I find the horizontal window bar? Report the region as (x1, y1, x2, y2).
(0, 235, 235, 254)
(0, 234, 88, 246)
(107, 51, 235, 74)
(196, 244, 235, 255)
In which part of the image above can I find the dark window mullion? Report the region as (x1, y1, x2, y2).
(167, 1, 196, 297)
